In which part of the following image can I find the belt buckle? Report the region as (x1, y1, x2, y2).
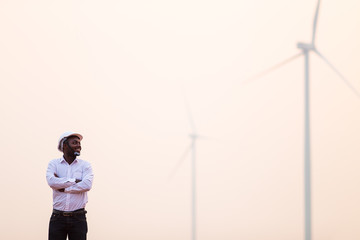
(63, 212, 72, 217)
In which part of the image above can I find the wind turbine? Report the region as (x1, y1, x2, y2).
(247, 1, 360, 240)
(168, 98, 201, 240)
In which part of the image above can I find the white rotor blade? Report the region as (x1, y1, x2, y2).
(193, 134, 210, 140)
(315, 50, 360, 98)
(184, 95, 197, 135)
(242, 52, 303, 85)
(168, 144, 192, 181)
(312, 0, 321, 45)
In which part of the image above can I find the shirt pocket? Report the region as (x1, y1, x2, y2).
(73, 170, 83, 180)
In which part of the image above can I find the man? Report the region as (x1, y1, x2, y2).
(46, 131, 94, 240)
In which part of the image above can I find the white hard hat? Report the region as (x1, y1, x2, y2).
(58, 131, 83, 152)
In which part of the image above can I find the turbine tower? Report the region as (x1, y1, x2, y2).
(247, 1, 359, 240)
(168, 98, 200, 240)
(188, 100, 198, 240)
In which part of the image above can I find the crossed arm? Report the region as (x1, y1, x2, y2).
(54, 173, 81, 192)
(46, 162, 94, 193)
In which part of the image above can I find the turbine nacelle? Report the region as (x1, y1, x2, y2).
(189, 134, 209, 140)
(189, 134, 198, 139)
(297, 42, 316, 51)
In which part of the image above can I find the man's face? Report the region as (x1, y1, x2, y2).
(64, 136, 82, 155)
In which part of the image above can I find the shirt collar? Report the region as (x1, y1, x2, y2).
(60, 157, 78, 164)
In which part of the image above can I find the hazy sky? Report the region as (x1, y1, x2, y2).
(1, 0, 360, 239)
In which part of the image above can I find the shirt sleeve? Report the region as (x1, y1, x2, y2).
(46, 160, 76, 189)
(64, 163, 94, 194)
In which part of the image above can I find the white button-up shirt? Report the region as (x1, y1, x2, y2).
(46, 157, 94, 211)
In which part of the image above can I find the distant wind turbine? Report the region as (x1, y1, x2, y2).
(246, 1, 360, 240)
(168, 98, 204, 240)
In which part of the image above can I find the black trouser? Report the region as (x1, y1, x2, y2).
(49, 209, 88, 240)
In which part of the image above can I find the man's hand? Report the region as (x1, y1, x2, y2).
(55, 173, 80, 183)
(53, 172, 80, 192)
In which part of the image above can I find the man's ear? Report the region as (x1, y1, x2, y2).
(63, 140, 68, 151)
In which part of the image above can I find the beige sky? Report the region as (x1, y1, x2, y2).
(1, 0, 360, 239)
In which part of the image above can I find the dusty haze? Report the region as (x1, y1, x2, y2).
(1, 0, 360, 239)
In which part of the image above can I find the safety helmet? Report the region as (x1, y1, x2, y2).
(58, 131, 83, 152)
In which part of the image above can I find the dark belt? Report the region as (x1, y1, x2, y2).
(53, 208, 87, 217)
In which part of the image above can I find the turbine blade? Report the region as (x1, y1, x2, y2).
(168, 144, 192, 181)
(193, 134, 210, 140)
(315, 50, 360, 98)
(183, 93, 197, 134)
(243, 52, 303, 85)
(312, 0, 321, 45)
